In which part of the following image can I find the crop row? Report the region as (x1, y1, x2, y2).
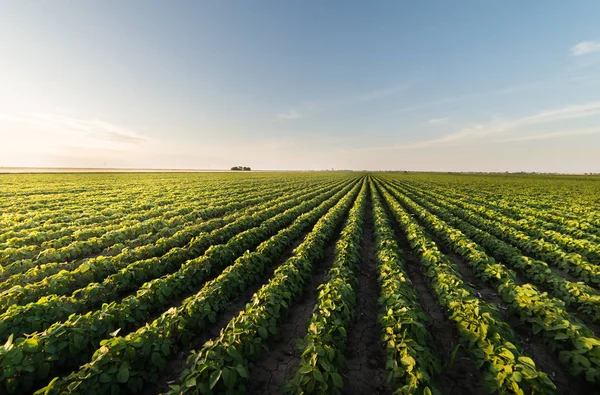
(375, 179, 557, 394)
(0, 181, 293, 256)
(286, 179, 368, 394)
(0, 182, 309, 275)
(0, 181, 345, 312)
(0, 180, 352, 356)
(416, 181, 600, 245)
(393, 183, 600, 322)
(369, 182, 440, 394)
(394, 181, 600, 287)
(399, 181, 600, 266)
(379, 179, 600, 386)
(37, 178, 362, 395)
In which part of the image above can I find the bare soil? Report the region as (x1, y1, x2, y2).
(245, 230, 340, 394)
(341, 197, 391, 395)
(425, 222, 597, 394)
(145, 232, 309, 395)
(379, 196, 486, 395)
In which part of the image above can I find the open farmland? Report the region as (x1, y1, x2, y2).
(1, 172, 600, 395)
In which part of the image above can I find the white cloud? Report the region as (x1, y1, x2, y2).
(495, 127, 600, 143)
(0, 112, 156, 147)
(354, 101, 600, 151)
(394, 82, 539, 114)
(427, 117, 450, 124)
(0, 112, 159, 168)
(571, 41, 600, 56)
(277, 81, 415, 119)
(419, 101, 600, 145)
(277, 109, 301, 119)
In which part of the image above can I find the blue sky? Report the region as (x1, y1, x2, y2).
(1, 1, 600, 172)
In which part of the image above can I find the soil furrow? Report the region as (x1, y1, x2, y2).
(342, 196, 391, 395)
(144, 232, 310, 395)
(416, 212, 596, 394)
(246, 229, 342, 394)
(380, 195, 485, 395)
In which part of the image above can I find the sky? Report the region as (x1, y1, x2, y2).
(1, 1, 600, 173)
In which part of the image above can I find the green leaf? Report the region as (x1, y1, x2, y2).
(23, 338, 39, 353)
(185, 377, 196, 388)
(222, 368, 237, 389)
(235, 364, 249, 378)
(258, 326, 268, 339)
(400, 355, 416, 367)
(331, 372, 343, 388)
(517, 356, 535, 368)
(498, 349, 514, 361)
(37, 362, 51, 379)
(3, 334, 14, 350)
(117, 365, 129, 383)
(209, 370, 222, 390)
(226, 347, 242, 361)
(99, 373, 112, 383)
(313, 370, 324, 383)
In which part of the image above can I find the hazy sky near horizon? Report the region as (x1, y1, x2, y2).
(1, 1, 600, 172)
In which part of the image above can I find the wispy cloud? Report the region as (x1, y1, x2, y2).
(0, 112, 157, 147)
(355, 101, 600, 151)
(570, 74, 600, 85)
(394, 82, 538, 114)
(571, 41, 600, 56)
(496, 127, 600, 143)
(277, 109, 301, 119)
(427, 117, 450, 124)
(277, 81, 415, 120)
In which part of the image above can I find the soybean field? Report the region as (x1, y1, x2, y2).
(1, 172, 600, 395)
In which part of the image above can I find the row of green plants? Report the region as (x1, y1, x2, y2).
(393, 183, 600, 322)
(0, 182, 358, 394)
(0, 183, 306, 279)
(36, 180, 362, 395)
(415, 181, 600, 248)
(162, 181, 363, 395)
(381, 180, 600, 385)
(375, 179, 557, 394)
(0, 183, 236, 251)
(285, 180, 368, 394)
(0, 181, 349, 342)
(0, 180, 333, 289)
(394, 181, 600, 286)
(400, 181, 600, 267)
(1, 227, 171, 290)
(0, 182, 344, 311)
(411, 179, 600, 240)
(0, 182, 289, 271)
(0, 180, 287, 249)
(0, 177, 293, 235)
(370, 183, 441, 394)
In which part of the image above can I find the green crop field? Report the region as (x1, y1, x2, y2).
(1, 172, 599, 395)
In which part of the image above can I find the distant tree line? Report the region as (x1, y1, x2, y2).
(230, 166, 251, 171)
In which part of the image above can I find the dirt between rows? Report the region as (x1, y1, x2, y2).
(246, 223, 343, 393)
(341, 198, 391, 395)
(247, 195, 391, 395)
(145, 233, 309, 395)
(407, 205, 597, 394)
(146, 190, 598, 394)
